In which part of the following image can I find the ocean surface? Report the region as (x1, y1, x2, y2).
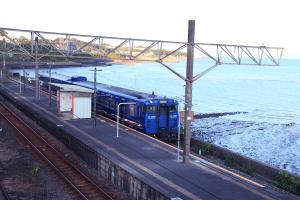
(13, 59, 300, 175)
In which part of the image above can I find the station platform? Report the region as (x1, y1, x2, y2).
(0, 80, 295, 200)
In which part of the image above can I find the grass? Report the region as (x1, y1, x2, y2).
(32, 163, 41, 176)
(276, 171, 300, 195)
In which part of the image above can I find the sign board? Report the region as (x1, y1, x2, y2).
(180, 111, 194, 122)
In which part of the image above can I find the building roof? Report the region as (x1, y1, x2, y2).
(50, 83, 94, 93)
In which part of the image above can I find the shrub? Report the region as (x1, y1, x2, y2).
(276, 171, 300, 195)
(243, 161, 254, 176)
(224, 156, 235, 168)
(200, 143, 212, 155)
(32, 163, 41, 175)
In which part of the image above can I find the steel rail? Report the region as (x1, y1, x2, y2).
(0, 102, 114, 200)
(0, 182, 9, 200)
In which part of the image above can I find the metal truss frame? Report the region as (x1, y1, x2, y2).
(0, 27, 283, 83)
(0, 24, 284, 164)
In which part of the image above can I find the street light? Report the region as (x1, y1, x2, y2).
(90, 67, 103, 127)
(19, 72, 22, 94)
(47, 62, 54, 106)
(22, 63, 26, 91)
(2, 39, 6, 82)
(177, 104, 182, 161)
(116, 102, 136, 138)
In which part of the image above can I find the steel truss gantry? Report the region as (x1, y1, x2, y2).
(0, 22, 284, 163)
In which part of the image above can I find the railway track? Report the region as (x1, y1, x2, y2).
(0, 102, 114, 200)
(0, 182, 9, 200)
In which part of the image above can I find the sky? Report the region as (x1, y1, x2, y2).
(0, 0, 299, 58)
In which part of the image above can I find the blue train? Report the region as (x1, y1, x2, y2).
(39, 72, 179, 139)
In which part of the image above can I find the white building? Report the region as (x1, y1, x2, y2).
(51, 83, 94, 119)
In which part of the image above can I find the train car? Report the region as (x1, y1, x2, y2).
(39, 72, 179, 139)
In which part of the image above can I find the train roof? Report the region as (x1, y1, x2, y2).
(40, 72, 71, 81)
(78, 81, 159, 99)
(40, 72, 177, 104)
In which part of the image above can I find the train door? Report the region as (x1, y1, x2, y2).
(120, 100, 125, 118)
(168, 105, 178, 131)
(144, 106, 157, 134)
(158, 106, 169, 131)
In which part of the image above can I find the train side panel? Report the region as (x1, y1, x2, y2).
(39, 73, 179, 137)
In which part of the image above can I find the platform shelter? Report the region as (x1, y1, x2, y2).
(51, 83, 94, 119)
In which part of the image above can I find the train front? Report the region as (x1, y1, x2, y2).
(144, 98, 178, 140)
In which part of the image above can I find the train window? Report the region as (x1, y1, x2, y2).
(110, 99, 115, 109)
(105, 97, 109, 107)
(129, 104, 135, 116)
(169, 105, 178, 112)
(160, 106, 168, 114)
(146, 106, 157, 112)
(99, 95, 104, 104)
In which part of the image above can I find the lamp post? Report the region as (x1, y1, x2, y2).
(117, 102, 136, 138)
(90, 67, 102, 127)
(177, 104, 181, 161)
(2, 39, 6, 82)
(22, 63, 26, 91)
(19, 72, 22, 94)
(34, 37, 39, 99)
(47, 62, 54, 106)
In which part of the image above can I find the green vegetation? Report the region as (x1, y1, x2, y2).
(200, 143, 212, 155)
(276, 171, 300, 195)
(224, 156, 255, 176)
(224, 156, 235, 168)
(243, 161, 254, 176)
(32, 163, 41, 175)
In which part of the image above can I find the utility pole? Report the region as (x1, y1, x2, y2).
(22, 63, 26, 91)
(35, 37, 39, 99)
(2, 39, 6, 82)
(48, 63, 52, 106)
(90, 67, 102, 127)
(183, 20, 195, 164)
(19, 71, 22, 94)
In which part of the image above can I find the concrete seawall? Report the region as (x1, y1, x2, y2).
(190, 139, 300, 183)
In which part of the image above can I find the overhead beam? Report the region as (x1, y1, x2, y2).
(0, 31, 34, 59)
(34, 32, 67, 59)
(157, 61, 186, 81)
(159, 44, 187, 61)
(133, 42, 158, 59)
(70, 37, 98, 56)
(192, 63, 219, 82)
(105, 40, 128, 57)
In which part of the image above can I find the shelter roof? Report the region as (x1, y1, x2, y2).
(51, 83, 94, 93)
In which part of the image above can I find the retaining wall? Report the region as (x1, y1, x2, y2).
(190, 138, 300, 183)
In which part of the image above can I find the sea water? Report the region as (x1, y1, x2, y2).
(14, 59, 300, 175)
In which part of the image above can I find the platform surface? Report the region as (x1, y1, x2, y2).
(1, 81, 297, 200)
